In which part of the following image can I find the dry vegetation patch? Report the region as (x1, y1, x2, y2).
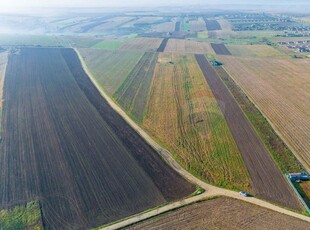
(120, 37, 163, 51)
(227, 45, 287, 58)
(164, 39, 215, 54)
(219, 56, 310, 171)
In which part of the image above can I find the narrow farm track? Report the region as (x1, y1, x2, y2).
(195, 54, 301, 210)
(75, 49, 310, 230)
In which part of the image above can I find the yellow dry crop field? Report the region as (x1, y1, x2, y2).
(143, 53, 251, 190)
(227, 45, 287, 58)
(217, 19, 233, 31)
(120, 37, 163, 51)
(189, 18, 206, 32)
(219, 56, 310, 171)
(164, 39, 215, 54)
(152, 21, 176, 32)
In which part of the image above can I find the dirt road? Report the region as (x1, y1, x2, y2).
(74, 49, 310, 229)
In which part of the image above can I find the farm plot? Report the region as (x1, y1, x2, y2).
(204, 19, 222, 31)
(195, 54, 302, 210)
(175, 21, 181, 32)
(126, 197, 310, 230)
(0, 48, 195, 229)
(211, 43, 231, 55)
(218, 56, 310, 172)
(120, 37, 163, 51)
(143, 53, 251, 191)
(157, 38, 169, 52)
(189, 18, 206, 32)
(83, 17, 136, 32)
(164, 39, 215, 54)
(78, 48, 143, 94)
(227, 45, 287, 58)
(152, 21, 176, 33)
(114, 52, 158, 122)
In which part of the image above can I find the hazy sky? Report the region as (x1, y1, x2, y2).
(2, 0, 309, 8)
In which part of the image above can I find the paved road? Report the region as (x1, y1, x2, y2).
(74, 49, 310, 229)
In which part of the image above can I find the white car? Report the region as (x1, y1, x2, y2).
(239, 191, 248, 197)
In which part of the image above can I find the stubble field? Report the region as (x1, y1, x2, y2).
(164, 39, 215, 54)
(126, 197, 310, 230)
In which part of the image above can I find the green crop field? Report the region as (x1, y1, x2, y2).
(92, 40, 122, 50)
(0, 201, 42, 230)
(78, 48, 143, 94)
(114, 52, 158, 122)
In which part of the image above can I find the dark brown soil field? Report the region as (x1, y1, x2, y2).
(125, 197, 310, 230)
(211, 43, 232, 55)
(157, 38, 169, 52)
(0, 48, 195, 229)
(175, 21, 181, 32)
(195, 54, 302, 211)
(204, 19, 222, 31)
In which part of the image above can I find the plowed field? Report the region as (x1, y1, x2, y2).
(0, 48, 195, 229)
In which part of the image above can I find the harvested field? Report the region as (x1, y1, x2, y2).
(78, 48, 143, 94)
(189, 18, 206, 32)
(157, 38, 169, 52)
(143, 53, 251, 191)
(219, 56, 310, 172)
(204, 19, 222, 31)
(217, 19, 233, 31)
(120, 37, 163, 51)
(164, 39, 215, 54)
(175, 21, 181, 32)
(152, 21, 176, 33)
(86, 17, 135, 32)
(211, 43, 231, 55)
(195, 54, 302, 210)
(126, 197, 310, 230)
(114, 52, 158, 122)
(227, 45, 286, 58)
(0, 48, 195, 229)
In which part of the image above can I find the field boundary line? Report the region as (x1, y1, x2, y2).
(74, 49, 310, 229)
(221, 65, 310, 173)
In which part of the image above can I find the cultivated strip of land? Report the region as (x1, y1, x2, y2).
(211, 43, 232, 55)
(195, 54, 301, 210)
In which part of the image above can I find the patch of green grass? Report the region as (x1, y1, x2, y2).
(197, 32, 208, 39)
(127, 33, 138, 38)
(0, 200, 42, 230)
(214, 66, 304, 173)
(92, 40, 122, 50)
(182, 18, 190, 32)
